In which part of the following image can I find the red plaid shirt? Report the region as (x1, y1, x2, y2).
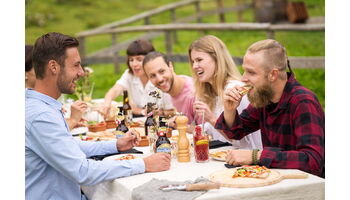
(215, 73, 325, 177)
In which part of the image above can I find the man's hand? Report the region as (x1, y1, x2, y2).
(223, 85, 243, 112)
(225, 149, 253, 166)
(116, 130, 140, 152)
(167, 116, 177, 129)
(143, 153, 171, 172)
(70, 100, 88, 126)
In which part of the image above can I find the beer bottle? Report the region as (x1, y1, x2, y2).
(158, 116, 167, 133)
(144, 103, 157, 136)
(115, 112, 129, 138)
(145, 103, 157, 153)
(123, 90, 132, 126)
(155, 131, 171, 154)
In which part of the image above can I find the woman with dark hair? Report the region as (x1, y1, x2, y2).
(99, 40, 173, 118)
(25, 45, 36, 88)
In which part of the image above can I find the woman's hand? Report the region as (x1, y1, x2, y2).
(98, 103, 111, 119)
(193, 100, 216, 125)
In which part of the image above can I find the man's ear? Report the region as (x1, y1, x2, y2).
(269, 68, 279, 82)
(169, 61, 174, 72)
(47, 60, 60, 75)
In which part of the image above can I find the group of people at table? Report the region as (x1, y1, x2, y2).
(25, 32, 325, 200)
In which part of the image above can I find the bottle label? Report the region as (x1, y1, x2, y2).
(115, 131, 125, 138)
(158, 127, 167, 133)
(125, 110, 132, 124)
(147, 126, 157, 137)
(156, 143, 171, 154)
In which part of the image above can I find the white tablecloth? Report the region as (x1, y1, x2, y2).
(82, 145, 325, 200)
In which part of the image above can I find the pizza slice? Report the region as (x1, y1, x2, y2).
(210, 150, 228, 160)
(232, 165, 271, 178)
(115, 154, 137, 161)
(239, 85, 253, 96)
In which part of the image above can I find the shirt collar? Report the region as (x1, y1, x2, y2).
(25, 89, 63, 111)
(270, 72, 300, 112)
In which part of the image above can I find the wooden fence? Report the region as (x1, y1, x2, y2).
(76, 0, 325, 71)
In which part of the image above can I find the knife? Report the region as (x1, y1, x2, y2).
(159, 182, 220, 191)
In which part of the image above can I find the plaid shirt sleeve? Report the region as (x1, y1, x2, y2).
(260, 99, 325, 177)
(214, 105, 261, 140)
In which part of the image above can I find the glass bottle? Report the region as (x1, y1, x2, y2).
(145, 103, 157, 152)
(158, 116, 167, 132)
(155, 131, 171, 154)
(115, 112, 129, 138)
(123, 90, 132, 126)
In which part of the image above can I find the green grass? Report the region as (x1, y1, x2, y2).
(26, 0, 325, 107)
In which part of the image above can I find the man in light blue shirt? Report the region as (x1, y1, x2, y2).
(25, 32, 171, 200)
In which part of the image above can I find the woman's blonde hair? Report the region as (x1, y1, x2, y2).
(188, 35, 242, 110)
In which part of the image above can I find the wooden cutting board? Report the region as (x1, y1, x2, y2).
(208, 168, 308, 188)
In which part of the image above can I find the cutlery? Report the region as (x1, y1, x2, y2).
(159, 182, 220, 191)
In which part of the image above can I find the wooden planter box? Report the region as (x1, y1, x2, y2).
(88, 122, 107, 132)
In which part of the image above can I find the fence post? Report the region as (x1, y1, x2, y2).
(145, 17, 150, 25)
(170, 8, 178, 43)
(194, 1, 204, 36)
(195, 1, 202, 23)
(112, 33, 120, 73)
(236, 0, 243, 22)
(217, 0, 225, 22)
(165, 31, 173, 57)
(266, 30, 275, 39)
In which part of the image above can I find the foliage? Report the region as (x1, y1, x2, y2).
(26, 0, 325, 107)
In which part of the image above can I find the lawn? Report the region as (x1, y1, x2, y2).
(25, 0, 325, 107)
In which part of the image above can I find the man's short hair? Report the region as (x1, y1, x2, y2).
(32, 32, 79, 79)
(247, 39, 288, 74)
(25, 45, 34, 72)
(143, 51, 170, 67)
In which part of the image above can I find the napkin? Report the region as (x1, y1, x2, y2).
(209, 140, 232, 149)
(89, 148, 143, 161)
(132, 177, 210, 200)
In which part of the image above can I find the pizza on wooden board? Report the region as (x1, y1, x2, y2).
(232, 165, 271, 178)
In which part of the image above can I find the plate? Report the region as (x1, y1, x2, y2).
(209, 147, 233, 161)
(71, 127, 88, 136)
(103, 154, 143, 161)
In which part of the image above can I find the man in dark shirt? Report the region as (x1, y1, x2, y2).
(215, 39, 324, 177)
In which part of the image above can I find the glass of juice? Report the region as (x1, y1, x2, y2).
(193, 125, 209, 162)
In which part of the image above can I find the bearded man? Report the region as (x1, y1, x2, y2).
(215, 39, 325, 177)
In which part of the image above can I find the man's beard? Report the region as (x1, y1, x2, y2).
(57, 70, 75, 94)
(247, 81, 274, 108)
(159, 74, 174, 93)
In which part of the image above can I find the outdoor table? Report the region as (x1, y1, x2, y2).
(81, 145, 325, 200)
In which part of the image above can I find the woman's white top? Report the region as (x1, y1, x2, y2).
(116, 69, 173, 109)
(203, 80, 263, 150)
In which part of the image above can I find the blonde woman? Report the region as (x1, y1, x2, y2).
(188, 35, 262, 150)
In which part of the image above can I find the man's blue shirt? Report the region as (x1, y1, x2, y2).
(25, 89, 145, 200)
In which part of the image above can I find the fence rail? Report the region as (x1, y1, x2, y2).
(76, 0, 325, 71)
